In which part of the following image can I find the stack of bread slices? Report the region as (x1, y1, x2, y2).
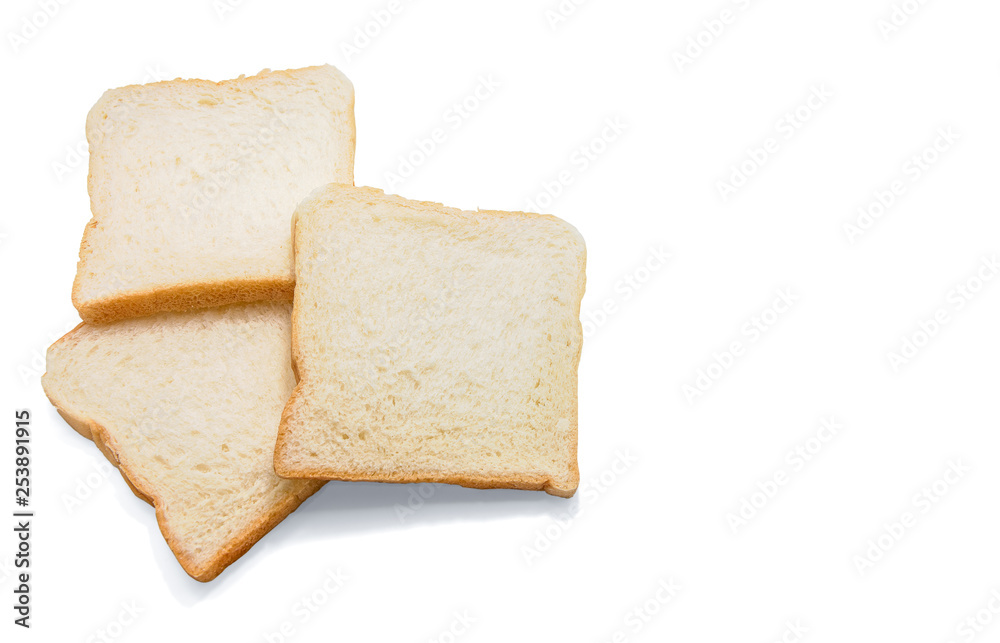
(43, 65, 587, 581)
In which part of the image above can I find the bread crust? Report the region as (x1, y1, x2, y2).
(274, 453, 579, 498)
(73, 276, 294, 324)
(43, 324, 322, 582)
(274, 185, 584, 498)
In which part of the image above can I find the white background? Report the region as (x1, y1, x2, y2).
(3, 0, 1000, 641)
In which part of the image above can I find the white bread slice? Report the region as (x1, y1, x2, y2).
(274, 185, 586, 497)
(42, 302, 322, 581)
(73, 65, 356, 323)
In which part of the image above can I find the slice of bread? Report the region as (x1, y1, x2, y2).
(274, 185, 586, 497)
(42, 302, 322, 581)
(73, 65, 356, 323)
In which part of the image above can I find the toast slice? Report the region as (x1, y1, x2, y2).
(42, 302, 322, 581)
(274, 185, 586, 497)
(73, 65, 356, 323)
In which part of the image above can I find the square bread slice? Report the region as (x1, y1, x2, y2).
(73, 64, 355, 323)
(42, 302, 322, 581)
(274, 185, 586, 497)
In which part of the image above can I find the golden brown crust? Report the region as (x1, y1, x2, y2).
(73, 277, 294, 324)
(43, 324, 322, 582)
(563, 235, 586, 498)
(274, 453, 577, 497)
